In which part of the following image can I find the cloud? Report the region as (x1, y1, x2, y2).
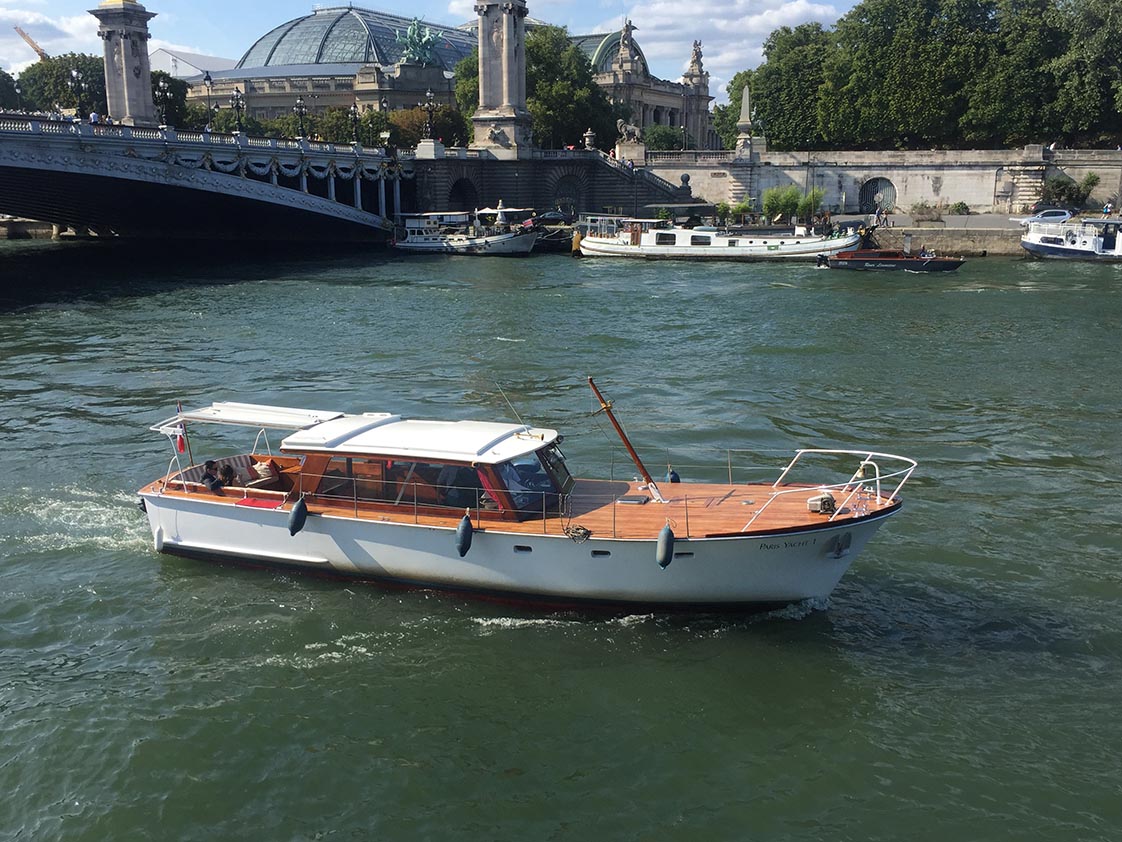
(0, 6, 100, 73)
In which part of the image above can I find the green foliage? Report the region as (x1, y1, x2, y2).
(0, 69, 19, 110)
(948, 201, 970, 215)
(715, 202, 731, 224)
(151, 71, 189, 126)
(762, 185, 801, 220)
(910, 201, 942, 221)
(755, 24, 831, 150)
(719, 0, 1120, 150)
(17, 53, 106, 115)
(1041, 172, 1099, 208)
(643, 124, 692, 150)
(797, 188, 825, 222)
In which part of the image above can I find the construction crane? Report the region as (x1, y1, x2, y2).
(13, 26, 49, 61)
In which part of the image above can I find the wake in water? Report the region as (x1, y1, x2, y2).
(0, 486, 150, 556)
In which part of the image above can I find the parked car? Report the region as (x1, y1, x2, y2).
(1012, 208, 1074, 226)
(531, 210, 574, 225)
(1025, 201, 1078, 215)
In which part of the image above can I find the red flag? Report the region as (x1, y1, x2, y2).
(175, 401, 188, 454)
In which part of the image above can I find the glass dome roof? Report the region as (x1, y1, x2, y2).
(236, 6, 476, 71)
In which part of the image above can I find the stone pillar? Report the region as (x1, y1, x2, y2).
(378, 175, 386, 218)
(90, 0, 158, 128)
(471, 0, 532, 160)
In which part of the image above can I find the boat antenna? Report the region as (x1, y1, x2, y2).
(495, 381, 528, 428)
(587, 376, 667, 503)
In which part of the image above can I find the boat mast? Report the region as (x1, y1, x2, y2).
(588, 377, 667, 503)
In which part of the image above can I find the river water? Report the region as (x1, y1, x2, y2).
(1, 239, 1120, 840)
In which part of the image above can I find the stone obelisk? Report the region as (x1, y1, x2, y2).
(89, 0, 158, 127)
(471, 0, 532, 159)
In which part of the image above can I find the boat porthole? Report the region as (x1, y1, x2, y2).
(591, 549, 611, 558)
(674, 552, 694, 559)
(513, 545, 533, 553)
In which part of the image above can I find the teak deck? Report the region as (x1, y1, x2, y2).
(142, 476, 898, 541)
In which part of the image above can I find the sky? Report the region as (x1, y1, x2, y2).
(0, 0, 850, 104)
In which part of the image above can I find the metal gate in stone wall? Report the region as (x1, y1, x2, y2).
(859, 177, 897, 212)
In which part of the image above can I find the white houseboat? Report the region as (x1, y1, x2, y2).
(138, 381, 917, 611)
(577, 218, 861, 261)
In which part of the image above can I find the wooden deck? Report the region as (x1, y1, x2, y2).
(141, 476, 899, 541)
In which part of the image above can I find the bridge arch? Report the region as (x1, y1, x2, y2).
(544, 167, 591, 215)
(448, 177, 480, 211)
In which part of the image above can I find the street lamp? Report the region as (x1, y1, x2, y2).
(380, 96, 388, 112)
(202, 70, 213, 128)
(69, 67, 84, 119)
(349, 101, 360, 144)
(418, 89, 436, 140)
(293, 95, 307, 138)
(229, 87, 244, 133)
(156, 76, 170, 126)
(13, 82, 21, 112)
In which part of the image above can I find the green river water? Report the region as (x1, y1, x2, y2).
(1, 240, 1120, 840)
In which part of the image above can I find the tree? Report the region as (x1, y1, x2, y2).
(961, 0, 1067, 146)
(711, 69, 753, 150)
(388, 106, 469, 148)
(0, 69, 19, 110)
(17, 53, 106, 115)
(1047, 0, 1122, 144)
(151, 70, 188, 127)
(762, 185, 801, 221)
(643, 124, 693, 150)
(753, 24, 832, 150)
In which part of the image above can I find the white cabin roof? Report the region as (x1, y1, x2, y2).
(282, 417, 558, 463)
(155, 402, 558, 464)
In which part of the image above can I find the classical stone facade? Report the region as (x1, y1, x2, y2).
(577, 22, 716, 149)
(470, 0, 532, 159)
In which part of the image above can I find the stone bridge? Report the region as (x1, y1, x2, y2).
(0, 116, 404, 241)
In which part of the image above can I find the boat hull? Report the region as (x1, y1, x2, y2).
(828, 254, 964, 272)
(1020, 239, 1122, 261)
(393, 231, 538, 255)
(140, 491, 897, 610)
(578, 231, 860, 261)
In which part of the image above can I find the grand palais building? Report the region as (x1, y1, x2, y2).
(186, 5, 717, 148)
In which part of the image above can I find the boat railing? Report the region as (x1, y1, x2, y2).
(740, 449, 917, 530)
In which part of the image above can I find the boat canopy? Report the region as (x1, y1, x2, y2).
(152, 401, 345, 432)
(281, 417, 560, 464)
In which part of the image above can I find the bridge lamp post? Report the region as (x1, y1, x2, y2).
(203, 71, 213, 127)
(156, 77, 170, 126)
(69, 68, 84, 119)
(418, 89, 436, 140)
(293, 96, 308, 138)
(349, 101, 360, 144)
(230, 88, 244, 133)
(13, 82, 21, 113)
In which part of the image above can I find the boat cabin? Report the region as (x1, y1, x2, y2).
(153, 403, 575, 522)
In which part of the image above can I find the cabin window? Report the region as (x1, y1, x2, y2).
(317, 456, 390, 501)
(655, 233, 676, 246)
(497, 453, 558, 512)
(727, 240, 738, 247)
(538, 444, 574, 495)
(690, 235, 711, 246)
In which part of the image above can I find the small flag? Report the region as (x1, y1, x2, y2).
(176, 425, 187, 453)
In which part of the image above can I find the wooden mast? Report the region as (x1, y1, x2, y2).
(588, 377, 667, 503)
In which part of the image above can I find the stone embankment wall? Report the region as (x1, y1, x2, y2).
(648, 147, 1122, 216)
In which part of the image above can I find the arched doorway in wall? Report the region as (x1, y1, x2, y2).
(550, 175, 584, 215)
(859, 177, 897, 213)
(448, 178, 480, 211)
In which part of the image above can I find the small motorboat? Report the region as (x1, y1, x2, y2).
(824, 248, 965, 272)
(138, 380, 917, 612)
